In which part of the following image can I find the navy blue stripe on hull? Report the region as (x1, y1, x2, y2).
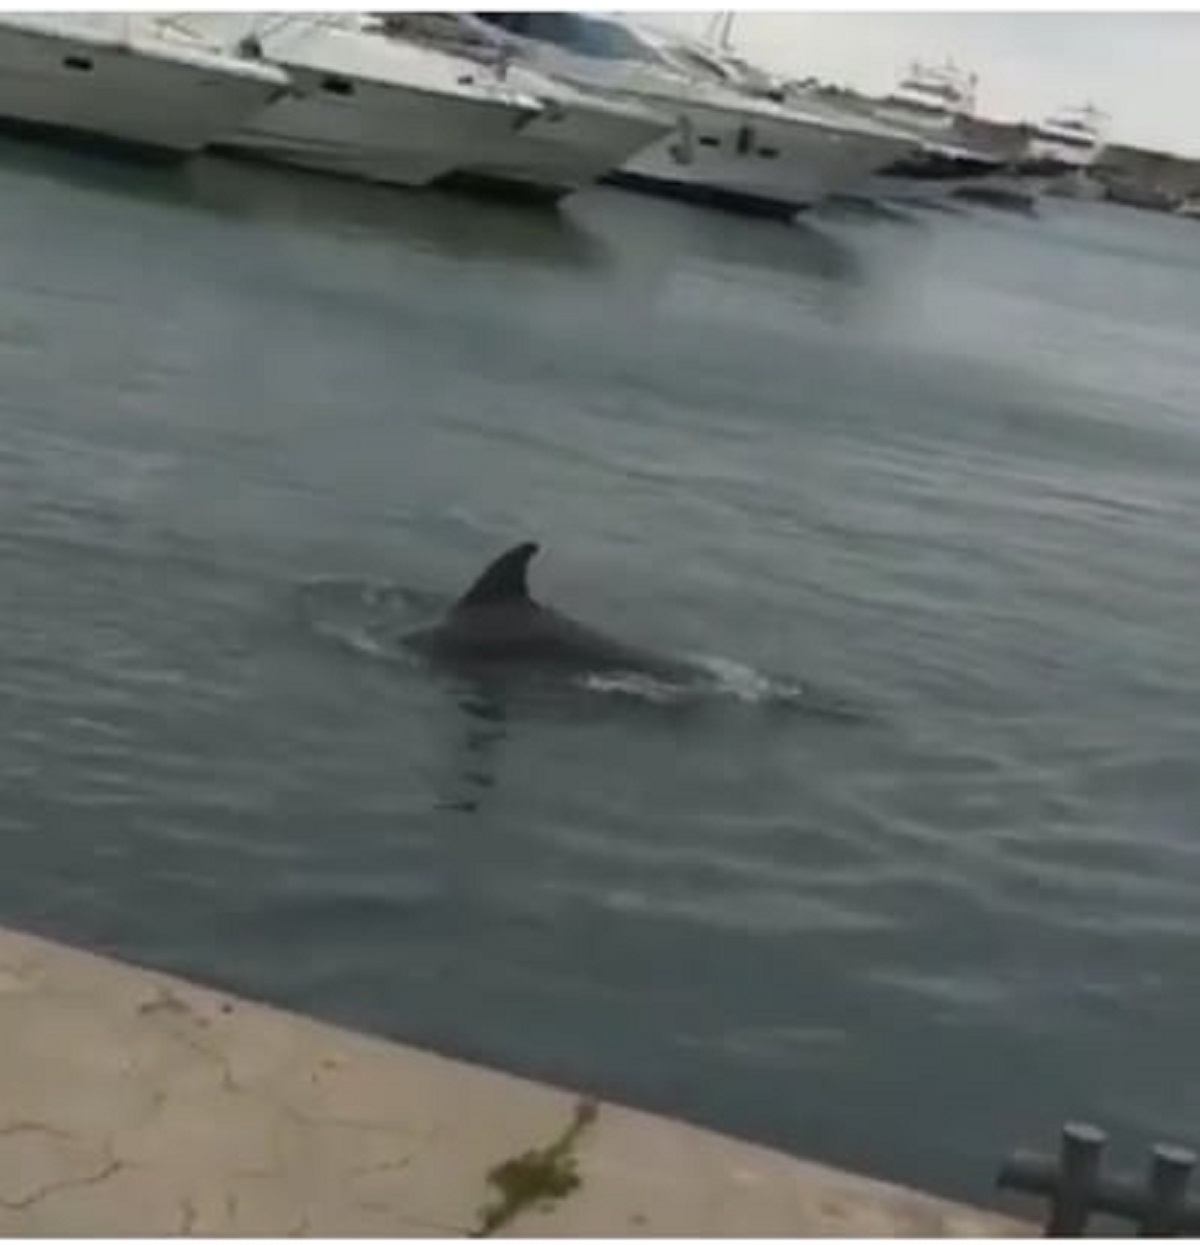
(601, 169, 809, 221)
(430, 169, 573, 208)
(880, 153, 1001, 182)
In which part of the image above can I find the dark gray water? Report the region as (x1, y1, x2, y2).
(2, 135, 1198, 1208)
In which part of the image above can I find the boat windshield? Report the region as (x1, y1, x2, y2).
(474, 12, 662, 63)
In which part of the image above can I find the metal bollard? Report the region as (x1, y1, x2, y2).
(1048, 1122, 1108, 1236)
(997, 1121, 1107, 1236)
(997, 1124, 1200, 1237)
(1138, 1145, 1195, 1237)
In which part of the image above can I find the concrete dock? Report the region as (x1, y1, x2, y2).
(0, 925, 1035, 1236)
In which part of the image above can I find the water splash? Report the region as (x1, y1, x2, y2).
(694, 654, 782, 701)
(582, 653, 864, 721)
(580, 656, 779, 705)
(577, 669, 690, 705)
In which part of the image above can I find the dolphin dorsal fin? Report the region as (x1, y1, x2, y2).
(454, 541, 539, 611)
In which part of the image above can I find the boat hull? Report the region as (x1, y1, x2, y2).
(439, 92, 669, 202)
(608, 96, 911, 217)
(0, 17, 288, 158)
(217, 63, 539, 189)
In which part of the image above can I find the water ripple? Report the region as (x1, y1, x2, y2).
(1, 164, 1199, 1204)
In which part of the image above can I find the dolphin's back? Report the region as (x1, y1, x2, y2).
(412, 602, 688, 679)
(401, 541, 696, 682)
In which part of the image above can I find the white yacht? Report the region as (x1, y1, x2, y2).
(376, 12, 674, 202)
(451, 12, 919, 219)
(1024, 103, 1106, 170)
(171, 12, 547, 190)
(1018, 103, 1107, 198)
(0, 13, 290, 159)
(872, 58, 978, 135)
(858, 59, 1030, 208)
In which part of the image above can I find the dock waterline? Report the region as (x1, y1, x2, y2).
(0, 925, 1034, 1236)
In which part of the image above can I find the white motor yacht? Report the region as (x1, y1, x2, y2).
(871, 58, 978, 136)
(377, 13, 674, 203)
(1024, 103, 1106, 170)
(172, 12, 546, 190)
(1017, 103, 1107, 198)
(853, 59, 1033, 209)
(0, 12, 289, 159)
(454, 12, 919, 219)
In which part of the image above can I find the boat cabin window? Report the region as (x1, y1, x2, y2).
(475, 12, 661, 63)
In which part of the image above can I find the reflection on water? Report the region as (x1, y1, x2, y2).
(436, 683, 509, 815)
(188, 154, 614, 271)
(0, 133, 612, 272)
(0, 128, 879, 311)
(815, 194, 932, 227)
(570, 185, 865, 284)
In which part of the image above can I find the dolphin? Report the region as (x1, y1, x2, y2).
(401, 541, 699, 683)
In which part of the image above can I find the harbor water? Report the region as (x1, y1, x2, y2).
(1, 137, 1198, 1204)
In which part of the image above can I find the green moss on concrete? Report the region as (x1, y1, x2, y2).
(473, 1098, 599, 1237)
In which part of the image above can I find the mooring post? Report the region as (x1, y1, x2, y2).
(1046, 1121, 1107, 1236)
(996, 1120, 1108, 1235)
(1138, 1144, 1195, 1237)
(998, 1124, 1200, 1237)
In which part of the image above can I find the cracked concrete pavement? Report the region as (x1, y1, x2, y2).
(0, 925, 1036, 1236)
